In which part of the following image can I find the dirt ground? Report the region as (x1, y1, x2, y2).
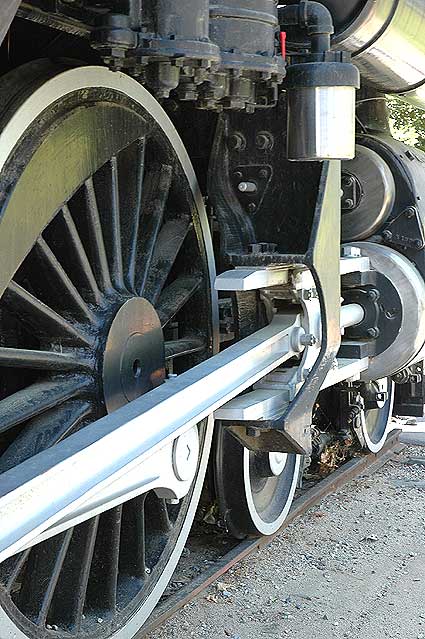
(147, 436, 425, 639)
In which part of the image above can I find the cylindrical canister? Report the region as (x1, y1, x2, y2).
(285, 61, 360, 161)
(209, 0, 281, 71)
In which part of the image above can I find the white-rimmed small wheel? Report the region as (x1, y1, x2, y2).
(0, 61, 218, 639)
(215, 428, 300, 539)
(359, 378, 395, 453)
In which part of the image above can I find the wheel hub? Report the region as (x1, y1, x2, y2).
(103, 297, 165, 412)
(268, 452, 288, 477)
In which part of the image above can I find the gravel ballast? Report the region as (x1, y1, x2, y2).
(147, 441, 425, 639)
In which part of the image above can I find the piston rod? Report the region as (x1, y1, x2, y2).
(341, 303, 365, 329)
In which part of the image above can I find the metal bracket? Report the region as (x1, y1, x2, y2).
(216, 161, 342, 455)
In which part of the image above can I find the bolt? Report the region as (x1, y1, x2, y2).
(256, 132, 274, 151)
(367, 288, 380, 302)
(228, 132, 246, 151)
(259, 168, 269, 179)
(246, 427, 261, 438)
(300, 333, 317, 347)
(343, 198, 355, 209)
(234, 171, 243, 180)
(248, 202, 257, 213)
(405, 206, 416, 219)
(382, 230, 393, 241)
(248, 242, 277, 254)
(367, 327, 380, 339)
(238, 181, 257, 193)
(414, 239, 423, 249)
(341, 246, 361, 258)
(302, 288, 318, 300)
(342, 174, 354, 187)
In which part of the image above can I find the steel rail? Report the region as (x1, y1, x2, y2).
(142, 430, 403, 637)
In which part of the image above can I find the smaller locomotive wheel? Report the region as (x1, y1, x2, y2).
(359, 378, 394, 453)
(215, 428, 300, 539)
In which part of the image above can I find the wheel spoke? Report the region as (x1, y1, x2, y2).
(59, 205, 102, 306)
(136, 164, 172, 296)
(34, 237, 96, 324)
(147, 497, 172, 534)
(0, 400, 92, 472)
(0, 376, 91, 436)
(18, 530, 73, 624)
(119, 495, 147, 580)
(86, 506, 122, 613)
(4, 282, 94, 346)
(0, 347, 90, 371)
(109, 156, 124, 290)
(47, 516, 99, 632)
(165, 337, 205, 360)
(84, 177, 113, 293)
(0, 548, 31, 593)
(37, 528, 74, 626)
(123, 138, 146, 292)
(157, 275, 202, 327)
(143, 216, 192, 305)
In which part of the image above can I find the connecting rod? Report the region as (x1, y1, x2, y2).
(0, 313, 302, 562)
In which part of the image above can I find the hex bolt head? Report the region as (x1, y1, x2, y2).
(256, 132, 274, 151)
(367, 288, 380, 302)
(405, 206, 416, 219)
(246, 427, 261, 438)
(248, 202, 257, 213)
(341, 246, 361, 258)
(367, 327, 380, 339)
(343, 198, 355, 209)
(382, 230, 392, 241)
(228, 132, 246, 151)
(342, 174, 354, 187)
(300, 333, 317, 347)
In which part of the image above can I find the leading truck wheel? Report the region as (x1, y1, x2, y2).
(359, 378, 395, 453)
(0, 62, 217, 638)
(215, 429, 300, 539)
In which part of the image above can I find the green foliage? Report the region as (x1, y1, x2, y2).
(387, 97, 425, 151)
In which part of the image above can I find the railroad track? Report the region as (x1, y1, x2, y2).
(142, 430, 404, 636)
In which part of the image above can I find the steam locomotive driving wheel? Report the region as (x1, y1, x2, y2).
(0, 63, 217, 639)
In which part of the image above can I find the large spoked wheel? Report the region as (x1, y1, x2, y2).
(359, 378, 395, 453)
(215, 428, 300, 539)
(0, 62, 217, 639)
